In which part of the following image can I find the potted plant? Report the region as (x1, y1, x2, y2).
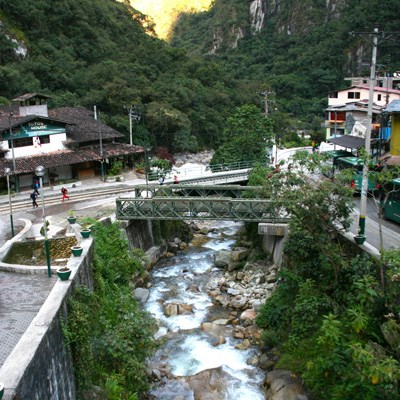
(56, 267, 72, 281)
(67, 210, 76, 224)
(71, 245, 83, 257)
(80, 221, 92, 238)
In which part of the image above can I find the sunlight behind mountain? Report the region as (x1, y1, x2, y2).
(129, 0, 213, 39)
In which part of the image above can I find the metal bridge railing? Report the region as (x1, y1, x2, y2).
(148, 160, 267, 180)
(132, 184, 264, 199)
(116, 196, 289, 223)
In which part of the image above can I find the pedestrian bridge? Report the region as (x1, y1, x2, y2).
(116, 184, 289, 223)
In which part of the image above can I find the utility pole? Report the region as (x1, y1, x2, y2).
(351, 25, 400, 244)
(94, 106, 105, 181)
(126, 105, 140, 145)
(128, 106, 133, 145)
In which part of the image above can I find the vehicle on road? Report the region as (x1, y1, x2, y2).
(382, 178, 400, 224)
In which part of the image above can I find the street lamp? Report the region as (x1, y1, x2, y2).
(35, 165, 51, 277)
(5, 167, 14, 237)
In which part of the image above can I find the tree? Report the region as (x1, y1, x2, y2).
(210, 104, 274, 165)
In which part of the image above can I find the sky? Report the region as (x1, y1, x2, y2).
(128, 0, 213, 39)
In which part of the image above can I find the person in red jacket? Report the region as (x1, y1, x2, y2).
(61, 187, 70, 202)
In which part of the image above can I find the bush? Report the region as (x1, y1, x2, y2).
(63, 221, 158, 398)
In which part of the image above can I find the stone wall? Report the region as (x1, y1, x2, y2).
(258, 223, 289, 267)
(0, 238, 94, 400)
(121, 219, 154, 251)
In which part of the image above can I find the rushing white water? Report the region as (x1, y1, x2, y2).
(145, 221, 266, 399)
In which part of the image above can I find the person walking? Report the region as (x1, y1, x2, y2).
(30, 192, 38, 208)
(61, 187, 70, 202)
(173, 175, 179, 184)
(33, 180, 40, 195)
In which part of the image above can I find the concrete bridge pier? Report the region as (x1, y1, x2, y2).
(258, 223, 289, 267)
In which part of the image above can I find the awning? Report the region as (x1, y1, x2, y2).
(379, 153, 400, 166)
(327, 135, 365, 149)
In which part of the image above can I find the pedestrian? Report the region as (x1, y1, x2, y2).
(159, 175, 165, 185)
(30, 192, 38, 208)
(173, 175, 179, 184)
(61, 187, 70, 202)
(33, 180, 40, 195)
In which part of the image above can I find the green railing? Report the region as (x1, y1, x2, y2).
(147, 160, 266, 180)
(132, 184, 264, 199)
(116, 196, 289, 223)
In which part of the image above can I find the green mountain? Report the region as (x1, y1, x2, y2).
(171, 0, 400, 131)
(1, 0, 399, 153)
(0, 0, 260, 151)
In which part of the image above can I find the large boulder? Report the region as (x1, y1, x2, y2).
(181, 366, 231, 400)
(265, 369, 309, 400)
(214, 249, 231, 267)
(133, 287, 150, 304)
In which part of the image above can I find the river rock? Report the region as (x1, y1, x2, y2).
(230, 248, 250, 261)
(264, 369, 309, 400)
(181, 366, 230, 400)
(212, 335, 226, 346)
(164, 303, 193, 316)
(230, 295, 248, 309)
(201, 322, 232, 338)
(133, 287, 150, 304)
(214, 249, 231, 267)
(239, 308, 256, 323)
(227, 260, 242, 272)
(235, 338, 251, 350)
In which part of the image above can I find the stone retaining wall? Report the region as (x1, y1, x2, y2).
(0, 234, 94, 400)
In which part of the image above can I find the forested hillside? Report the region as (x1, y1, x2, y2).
(1, 0, 400, 154)
(171, 0, 400, 133)
(0, 0, 261, 151)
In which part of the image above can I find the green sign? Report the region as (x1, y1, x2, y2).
(3, 120, 66, 140)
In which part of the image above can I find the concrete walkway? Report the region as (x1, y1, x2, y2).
(0, 171, 146, 371)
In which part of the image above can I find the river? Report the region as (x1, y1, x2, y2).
(145, 221, 266, 399)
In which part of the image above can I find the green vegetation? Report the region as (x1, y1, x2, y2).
(0, 0, 260, 151)
(250, 152, 400, 399)
(62, 221, 158, 399)
(210, 104, 273, 165)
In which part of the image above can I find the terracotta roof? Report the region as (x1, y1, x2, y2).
(48, 107, 124, 142)
(0, 143, 143, 177)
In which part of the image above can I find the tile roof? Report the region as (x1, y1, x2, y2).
(48, 107, 124, 142)
(12, 93, 51, 102)
(0, 143, 143, 177)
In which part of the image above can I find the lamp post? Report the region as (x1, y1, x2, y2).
(9, 113, 18, 193)
(5, 167, 14, 237)
(35, 165, 51, 277)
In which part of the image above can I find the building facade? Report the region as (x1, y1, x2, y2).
(0, 93, 143, 191)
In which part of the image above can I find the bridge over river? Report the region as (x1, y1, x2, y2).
(116, 184, 289, 223)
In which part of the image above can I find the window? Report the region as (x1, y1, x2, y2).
(377, 94, 382, 101)
(8, 135, 50, 148)
(10, 137, 33, 148)
(348, 92, 361, 99)
(330, 111, 346, 121)
(329, 92, 338, 98)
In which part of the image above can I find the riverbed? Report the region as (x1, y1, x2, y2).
(145, 221, 266, 399)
